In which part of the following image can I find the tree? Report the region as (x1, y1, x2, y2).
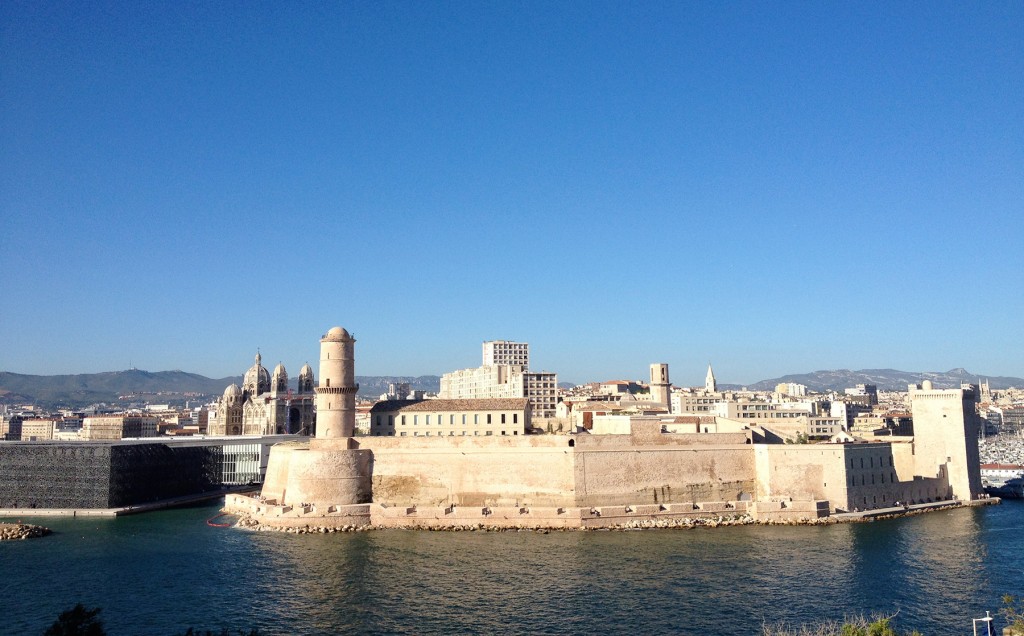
(44, 604, 105, 636)
(1001, 595, 1024, 635)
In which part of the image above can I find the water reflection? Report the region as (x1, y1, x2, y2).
(3, 502, 1022, 635)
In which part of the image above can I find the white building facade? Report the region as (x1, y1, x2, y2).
(440, 341, 558, 418)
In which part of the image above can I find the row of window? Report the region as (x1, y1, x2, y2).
(370, 430, 520, 437)
(849, 472, 897, 487)
(374, 413, 519, 427)
(849, 455, 894, 469)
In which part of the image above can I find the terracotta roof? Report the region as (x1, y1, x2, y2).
(370, 398, 529, 413)
(671, 416, 701, 424)
(981, 463, 1024, 470)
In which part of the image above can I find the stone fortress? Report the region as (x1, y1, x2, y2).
(226, 326, 986, 529)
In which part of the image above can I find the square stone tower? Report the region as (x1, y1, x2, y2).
(909, 382, 983, 501)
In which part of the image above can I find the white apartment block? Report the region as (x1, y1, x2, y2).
(440, 340, 558, 418)
(440, 366, 558, 418)
(713, 400, 817, 421)
(482, 340, 529, 367)
(775, 383, 808, 397)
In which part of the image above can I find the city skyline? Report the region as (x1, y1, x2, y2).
(2, 3, 1021, 383)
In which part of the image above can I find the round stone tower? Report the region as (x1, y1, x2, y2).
(315, 326, 358, 438)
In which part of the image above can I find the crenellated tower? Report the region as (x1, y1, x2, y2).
(315, 326, 358, 438)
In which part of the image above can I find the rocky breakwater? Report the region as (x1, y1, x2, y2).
(0, 523, 52, 541)
(234, 514, 372, 534)
(607, 514, 838, 530)
(232, 512, 841, 534)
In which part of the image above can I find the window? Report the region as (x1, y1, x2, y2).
(513, 414, 518, 424)
(501, 414, 506, 424)
(462, 415, 467, 425)
(389, 415, 394, 427)
(474, 415, 479, 425)
(401, 415, 406, 426)
(426, 415, 430, 425)
(414, 415, 419, 425)
(487, 414, 492, 424)
(485, 431, 493, 436)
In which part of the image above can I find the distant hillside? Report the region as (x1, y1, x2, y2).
(355, 376, 441, 397)
(4, 366, 1019, 408)
(0, 370, 442, 408)
(0, 370, 238, 408)
(732, 368, 1024, 392)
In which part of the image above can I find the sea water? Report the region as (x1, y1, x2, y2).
(2, 500, 1022, 635)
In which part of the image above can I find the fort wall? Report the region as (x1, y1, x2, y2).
(356, 436, 576, 507)
(755, 442, 953, 512)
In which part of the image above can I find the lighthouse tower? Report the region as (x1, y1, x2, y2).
(315, 326, 358, 438)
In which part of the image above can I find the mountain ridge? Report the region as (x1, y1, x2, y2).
(0, 370, 442, 409)
(2, 367, 1020, 409)
(723, 368, 1023, 392)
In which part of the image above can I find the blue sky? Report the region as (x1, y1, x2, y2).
(1, 2, 1021, 386)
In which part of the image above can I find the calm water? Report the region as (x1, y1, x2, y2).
(2, 500, 1023, 635)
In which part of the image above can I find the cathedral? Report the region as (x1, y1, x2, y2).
(207, 352, 316, 436)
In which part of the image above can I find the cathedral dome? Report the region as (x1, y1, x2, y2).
(299, 363, 313, 377)
(224, 383, 242, 398)
(243, 352, 271, 395)
(273, 363, 287, 377)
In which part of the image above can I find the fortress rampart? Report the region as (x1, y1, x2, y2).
(224, 325, 981, 530)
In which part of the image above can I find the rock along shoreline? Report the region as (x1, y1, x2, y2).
(228, 500, 983, 535)
(0, 523, 52, 541)
(232, 513, 843, 535)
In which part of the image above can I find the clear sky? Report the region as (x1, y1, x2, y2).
(1, 2, 1021, 386)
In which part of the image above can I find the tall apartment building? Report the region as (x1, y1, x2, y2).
(482, 340, 529, 367)
(440, 341, 558, 418)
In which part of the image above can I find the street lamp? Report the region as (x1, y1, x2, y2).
(973, 611, 993, 636)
